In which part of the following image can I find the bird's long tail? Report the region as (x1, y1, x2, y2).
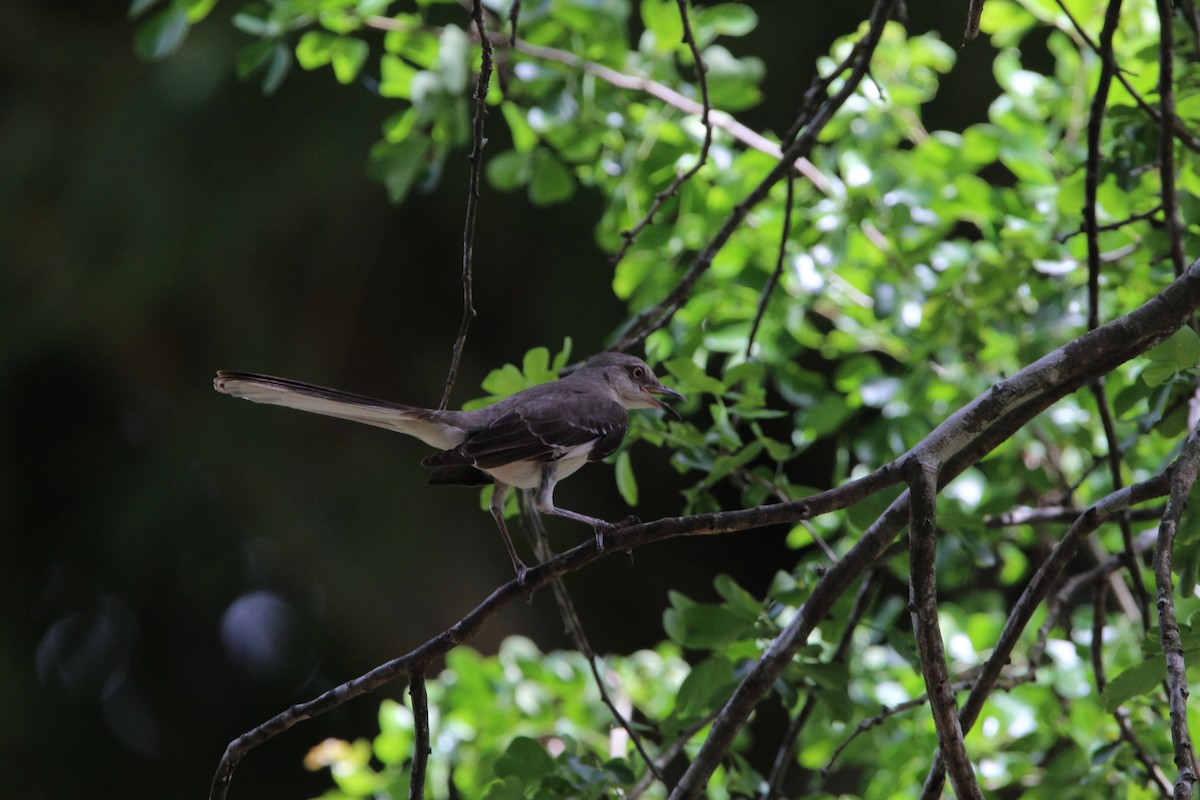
(213, 371, 466, 450)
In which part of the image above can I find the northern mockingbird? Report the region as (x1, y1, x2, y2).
(213, 353, 684, 581)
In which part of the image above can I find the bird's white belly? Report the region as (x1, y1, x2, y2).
(484, 447, 593, 489)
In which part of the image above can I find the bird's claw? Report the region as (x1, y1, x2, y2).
(594, 516, 640, 552)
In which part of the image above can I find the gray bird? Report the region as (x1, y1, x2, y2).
(213, 353, 684, 581)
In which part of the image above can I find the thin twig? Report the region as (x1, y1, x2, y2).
(746, 171, 794, 359)
(1084, 0, 1124, 332)
(609, 0, 713, 267)
(439, 0, 493, 410)
(1057, 204, 1163, 243)
(628, 714, 717, 800)
(1052, 0, 1200, 155)
(408, 672, 430, 800)
(1154, 425, 1200, 797)
(364, 14, 830, 192)
(517, 491, 664, 784)
(760, 572, 878, 800)
(986, 504, 1165, 527)
(507, 0, 520, 45)
(614, 0, 897, 354)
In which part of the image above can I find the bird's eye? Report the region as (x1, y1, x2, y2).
(632, 366, 645, 380)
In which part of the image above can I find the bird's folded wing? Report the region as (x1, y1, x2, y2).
(423, 395, 627, 470)
(213, 371, 467, 450)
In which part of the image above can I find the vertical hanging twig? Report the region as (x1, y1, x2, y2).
(440, 0, 494, 410)
(409, 672, 430, 800)
(517, 491, 664, 784)
(745, 172, 794, 359)
(1082, 0, 1151, 630)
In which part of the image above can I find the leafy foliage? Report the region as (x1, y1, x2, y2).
(135, 0, 1200, 796)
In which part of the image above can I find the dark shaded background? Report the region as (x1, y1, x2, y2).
(2, 2, 999, 797)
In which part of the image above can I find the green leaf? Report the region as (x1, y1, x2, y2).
(261, 42, 292, 95)
(331, 37, 369, 84)
(696, 4, 758, 39)
(380, 54, 419, 98)
(641, 0, 683, 52)
(1102, 656, 1164, 711)
(615, 451, 638, 506)
(1146, 326, 1200, 371)
(673, 656, 734, 719)
(437, 25, 469, 94)
(495, 736, 556, 780)
(128, 0, 165, 19)
(501, 103, 539, 153)
(368, 137, 430, 204)
(296, 31, 337, 70)
(183, 0, 216, 23)
(134, 3, 190, 60)
(528, 150, 576, 205)
(486, 150, 533, 191)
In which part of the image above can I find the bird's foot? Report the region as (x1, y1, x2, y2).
(512, 559, 531, 588)
(594, 516, 640, 552)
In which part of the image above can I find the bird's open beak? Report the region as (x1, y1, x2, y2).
(643, 384, 686, 418)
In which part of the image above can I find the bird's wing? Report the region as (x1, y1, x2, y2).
(422, 393, 628, 470)
(214, 371, 468, 451)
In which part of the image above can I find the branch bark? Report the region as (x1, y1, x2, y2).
(1154, 425, 1200, 797)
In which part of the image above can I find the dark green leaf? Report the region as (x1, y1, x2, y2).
(134, 4, 190, 60)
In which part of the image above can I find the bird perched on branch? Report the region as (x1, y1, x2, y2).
(213, 352, 684, 582)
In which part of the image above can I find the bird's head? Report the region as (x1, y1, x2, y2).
(574, 353, 685, 417)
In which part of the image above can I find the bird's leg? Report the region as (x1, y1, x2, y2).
(534, 468, 615, 552)
(489, 482, 529, 584)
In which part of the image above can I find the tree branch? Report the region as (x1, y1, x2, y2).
(1157, 0, 1187, 278)
(613, 0, 898, 352)
(1154, 424, 1200, 797)
(212, 259, 1200, 800)
(907, 457, 983, 800)
(919, 473, 1172, 799)
(439, 0, 493, 410)
(609, 0, 714, 267)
